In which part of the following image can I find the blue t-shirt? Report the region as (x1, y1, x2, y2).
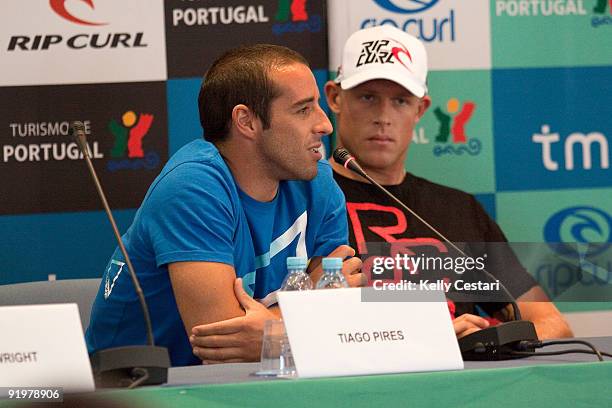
(85, 139, 348, 366)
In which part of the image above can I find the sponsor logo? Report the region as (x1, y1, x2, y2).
(592, 0, 612, 26)
(432, 97, 481, 156)
(272, 0, 322, 35)
(171, 5, 270, 26)
(107, 110, 159, 172)
(538, 206, 612, 299)
(411, 96, 481, 157)
(495, 0, 610, 28)
(593, 0, 611, 13)
(362, 0, 455, 43)
(532, 124, 609, 171)
(7, 2, 148, 52)
(3, 120, 103, 164)
(356, 39, 413, 70)
(50, 0, 107, 26)
(544, 206, 612, 258)
(495, 0, 588, 16)
(170, 1, 321, 35)
(373, 0, 440, 14)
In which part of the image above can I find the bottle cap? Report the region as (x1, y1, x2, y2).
(322, 257, 343, 271)
(286, 256, 307, 270)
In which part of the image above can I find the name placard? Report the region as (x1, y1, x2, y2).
(0, 304, 95, 393)
(277, 287, 463, 378)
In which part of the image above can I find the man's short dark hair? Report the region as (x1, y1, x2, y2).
(198, 44, 309, 143)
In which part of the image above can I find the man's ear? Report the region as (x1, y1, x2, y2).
(417, 95, 432, 121)
(231, 104, 260, 140)
(324, 80, 342, 114)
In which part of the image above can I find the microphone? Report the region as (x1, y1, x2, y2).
(333, 147, 538, 360)
(333, 147, 367, 178)
(71, 122, 170, 387)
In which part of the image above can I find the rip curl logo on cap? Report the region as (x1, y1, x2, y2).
(373, 0, 439, 14)
(391, 42, 413, 70)
(357, 39, 413, 72)
(50, 0, 107, 26)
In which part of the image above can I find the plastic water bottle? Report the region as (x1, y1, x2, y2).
(280, 256, 313, 291)
(315, 257, 349, 289)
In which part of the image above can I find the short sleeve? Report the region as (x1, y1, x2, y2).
(310, 165, 349, 257)
(141, 162, 236, 267)
(471, 198, 538, 302)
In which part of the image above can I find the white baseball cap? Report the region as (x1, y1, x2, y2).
(335, 26, 428, 97)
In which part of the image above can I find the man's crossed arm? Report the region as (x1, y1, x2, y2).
(170, 245, 364, 364)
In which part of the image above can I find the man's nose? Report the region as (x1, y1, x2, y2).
(373, 99, 392, 126)
(314, 106, 333, 136)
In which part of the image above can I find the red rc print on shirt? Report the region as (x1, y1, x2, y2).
(346, 202, 445, 254)
(347, 201, 457, 318)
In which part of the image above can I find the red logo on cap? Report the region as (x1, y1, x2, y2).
(391, 43, 413, 72)
(50, 0, 107, 26)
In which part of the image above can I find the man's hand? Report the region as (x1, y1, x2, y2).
(190, 278, 276, 364)
(308, 245, 365, 287)
(453, 314, 490, 339)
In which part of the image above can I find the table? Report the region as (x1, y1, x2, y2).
(1, 338, 611, 407)
(115, 337, 612, 408)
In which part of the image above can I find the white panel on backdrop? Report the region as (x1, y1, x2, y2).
(328, 0, 491, 72)
(0, 0, 166, 86)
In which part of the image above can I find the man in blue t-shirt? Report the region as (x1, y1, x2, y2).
(86, 45, 364, 366)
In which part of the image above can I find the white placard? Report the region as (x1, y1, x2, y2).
(0, 304, 95, 393)
(278, 287, 463, 378)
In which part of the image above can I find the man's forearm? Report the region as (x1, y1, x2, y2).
(520, 303, 573, 339)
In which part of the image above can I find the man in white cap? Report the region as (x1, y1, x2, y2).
(325, 26, 572, 339)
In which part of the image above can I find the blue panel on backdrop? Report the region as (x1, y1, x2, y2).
(493, 66, 612, 192)
(313, 69, 332, 156)
(167, 70, 332, 156)
(0, 210, 136, 285)
(167, 78, 203, 155)
(474, 193, 496, 221)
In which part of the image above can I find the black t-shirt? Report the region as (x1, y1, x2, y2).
(333, 170, 537, 317)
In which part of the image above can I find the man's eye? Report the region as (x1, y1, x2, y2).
(297, 107, 310, 115)
(361, 94, 374, 101)
(395, 98, 408, 106)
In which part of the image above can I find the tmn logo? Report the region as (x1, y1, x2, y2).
(532, 124, 609, 171)
(107, 110, 159, 172)
(50, 0, 107, 26)
(432, 97, 481, 156)
(272, 0, 322, 35)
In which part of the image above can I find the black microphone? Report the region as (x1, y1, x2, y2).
(333, 147, 367, 178)
(333, 147, 538, 361)
(71, 121, 169, 387)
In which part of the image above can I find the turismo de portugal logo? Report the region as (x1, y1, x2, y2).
(107, 110, 159, 172)
(432, 97, 481, 156)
